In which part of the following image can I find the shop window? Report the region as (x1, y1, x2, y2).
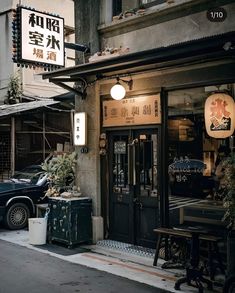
(112, 0, 165, 16)
(167, 84, 234, 233)
(140, 0, 165, 8)
(113, 0, 122, 16)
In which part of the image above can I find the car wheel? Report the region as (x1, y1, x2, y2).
(4, 203, 30, 230)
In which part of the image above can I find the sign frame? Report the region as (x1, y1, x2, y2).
(17, 6, 64, 67)
(102, 95, 161, 127)
(74, 112, 87, 146)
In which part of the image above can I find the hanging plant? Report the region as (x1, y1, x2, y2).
(221, 152, 235, 229)
(5, 73, 23, 104)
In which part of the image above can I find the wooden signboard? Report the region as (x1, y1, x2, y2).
(102, 95, 161, 127)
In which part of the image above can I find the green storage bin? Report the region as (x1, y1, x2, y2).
(48, 197, 92, 248)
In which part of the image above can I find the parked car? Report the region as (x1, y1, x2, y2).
(0, 165, 48, 230)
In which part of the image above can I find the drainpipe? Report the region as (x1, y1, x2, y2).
(43, 112, 45, 160)
(10, 117, 15, 176)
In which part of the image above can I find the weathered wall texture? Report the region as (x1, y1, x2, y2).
(74, 0, 100, 62)
(74, 0, 101, 215)
(99, 2, 235, 53)
(73, 0, 235, 220)
(75, 83, 101, 216)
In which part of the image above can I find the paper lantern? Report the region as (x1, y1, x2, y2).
(204, 93, 235, 138)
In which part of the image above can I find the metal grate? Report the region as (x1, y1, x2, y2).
(0, 134, 11, 181)
(96, 240, 155, 258)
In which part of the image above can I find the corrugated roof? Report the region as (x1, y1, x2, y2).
(0, 100, 59, 118)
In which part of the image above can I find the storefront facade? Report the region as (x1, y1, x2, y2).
(42, 1, 235, 252)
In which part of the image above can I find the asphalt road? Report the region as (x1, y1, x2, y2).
(0, 239, 165, 293)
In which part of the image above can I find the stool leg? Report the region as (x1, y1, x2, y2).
(195, 280, 204, 293)
(214, 242, 225, 275)
(174, 276, 187, 290)
(153, 234, 162, 266)
(200, 275, 213, 290)
(165, 235, 170, 261)
(208, 241, 214, 280)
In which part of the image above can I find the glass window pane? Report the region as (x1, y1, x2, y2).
(168, 84, 233, 244)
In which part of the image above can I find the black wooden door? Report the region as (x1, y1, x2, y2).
(108, 129, 160, 248)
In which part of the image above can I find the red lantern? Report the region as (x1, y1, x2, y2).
(204, 93, 235, 138)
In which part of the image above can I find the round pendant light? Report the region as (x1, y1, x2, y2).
(110, 81, 126, 100)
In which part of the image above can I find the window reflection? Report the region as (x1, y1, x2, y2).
(168, 84, 233, 232)
(139, 133, 158, 197)
(112, 137, 129, 194)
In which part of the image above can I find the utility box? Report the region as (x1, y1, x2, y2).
(48, 197, 92, 248)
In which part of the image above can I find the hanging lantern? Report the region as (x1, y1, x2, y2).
(204, 93, 235, 138)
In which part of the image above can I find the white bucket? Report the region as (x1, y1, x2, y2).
(28, 218, 47, 245)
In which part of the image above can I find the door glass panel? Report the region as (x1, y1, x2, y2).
(112, 136, 129, 194)
(138, 133, 158, 197)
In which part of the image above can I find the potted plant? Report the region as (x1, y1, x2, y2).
(41, 152, 78, 198)
(137, 4, 146, 15)
(221, 152, 235, 292)
(5, 73, 22, 104)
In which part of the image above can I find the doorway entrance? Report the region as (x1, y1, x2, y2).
(108, 128, 160, 248)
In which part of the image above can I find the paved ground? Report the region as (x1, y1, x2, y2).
(0, 228, 224, 293)
(0, 239, 165, 293)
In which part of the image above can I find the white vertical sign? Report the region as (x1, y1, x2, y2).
(74, 112, 87, 146)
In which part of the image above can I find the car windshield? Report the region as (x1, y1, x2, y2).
(12, 165, 44, 184)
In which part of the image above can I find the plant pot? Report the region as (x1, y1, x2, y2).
(137, 9, 145, 15)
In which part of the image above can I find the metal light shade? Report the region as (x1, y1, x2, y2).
(110, 82, 126, 100)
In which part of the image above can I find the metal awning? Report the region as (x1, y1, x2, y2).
(51, 92, 75, 102)
(0, 100, 59, 119)
(41, 31, 235, 94)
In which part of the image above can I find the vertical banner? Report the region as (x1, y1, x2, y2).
(205, 93, 235, 138)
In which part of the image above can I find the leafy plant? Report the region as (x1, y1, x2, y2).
(221, 152, 235, 229)
(42, 152, 77, 197)
(5, 73, 22, 104)
(138, 4, 145, 9)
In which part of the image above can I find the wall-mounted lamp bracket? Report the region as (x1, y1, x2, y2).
(119, 77, 133, 91)
(110, 76, 133, 100)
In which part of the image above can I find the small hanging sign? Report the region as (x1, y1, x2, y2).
(74, 112, 87, 146)
(204, 93, 234, 138)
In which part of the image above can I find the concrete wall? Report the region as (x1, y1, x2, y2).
(72, 0, 235, 225)
(74, 0, 100, 61)
(0, 8, 14, 102)
(0, 0, 75, 103)
(75, 83, 101, 216)
(99, 0, 235, 52)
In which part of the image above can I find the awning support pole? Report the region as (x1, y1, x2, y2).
(10, 117, 15, 176)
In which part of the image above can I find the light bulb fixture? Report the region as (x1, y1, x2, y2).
(110, 77, 133, 100)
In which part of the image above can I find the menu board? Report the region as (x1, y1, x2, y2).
(114, 141, 126, 154)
